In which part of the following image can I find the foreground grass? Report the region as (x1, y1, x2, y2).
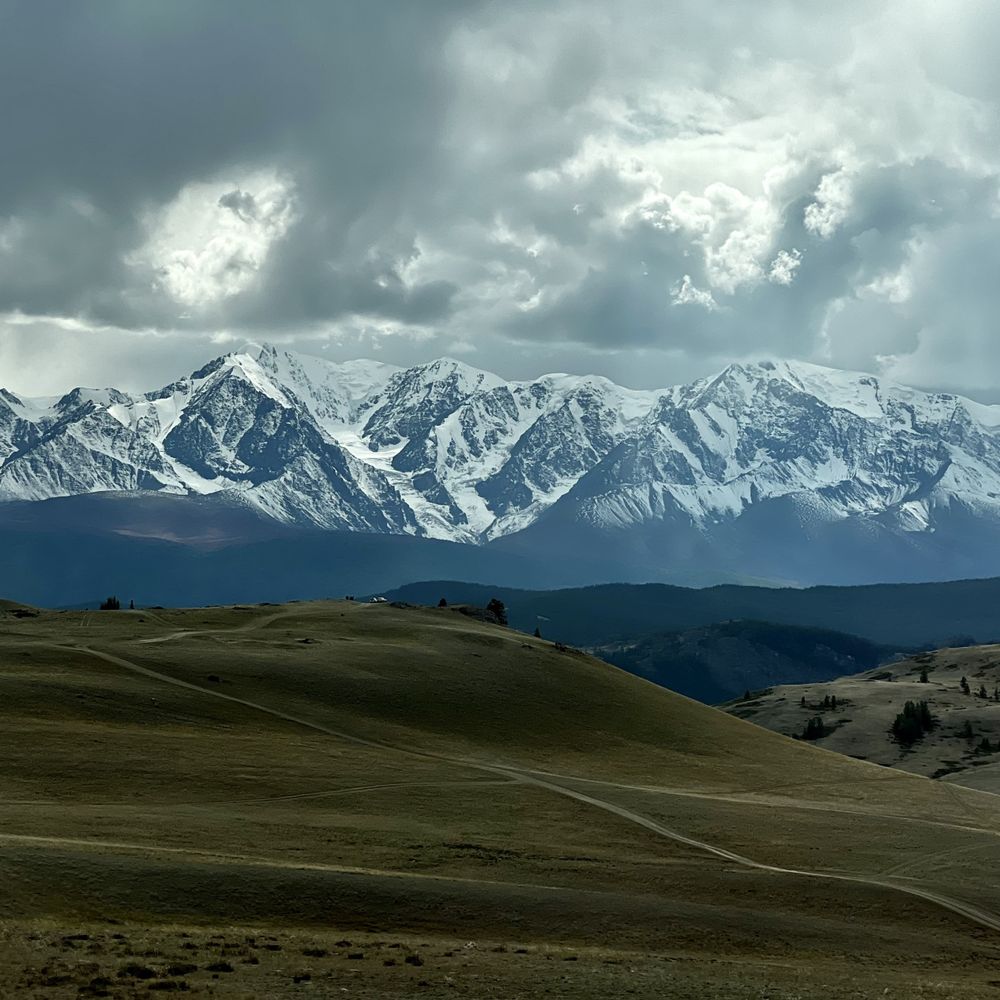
(3, 599, 1000, 996)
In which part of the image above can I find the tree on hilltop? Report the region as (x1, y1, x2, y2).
(486, 598, 508, 626)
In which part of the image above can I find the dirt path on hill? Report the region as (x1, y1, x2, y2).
(42, 638, 1000, 936)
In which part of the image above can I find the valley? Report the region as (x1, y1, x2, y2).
(4, 599, 1000, 996)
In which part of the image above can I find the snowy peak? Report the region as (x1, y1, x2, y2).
(4, 349, 1000, 573)
(360, 356, 506, 450)
(253, 345, 399, 430)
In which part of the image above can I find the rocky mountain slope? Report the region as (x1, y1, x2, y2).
(4, 345, 1000, 584)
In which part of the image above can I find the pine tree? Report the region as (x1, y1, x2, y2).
(486, 598, 508, 626)
(438, 597, 448, 608)
(961, 676, 971, 695)
(919, 668, 929, 683)
(533, 625, 542, 638)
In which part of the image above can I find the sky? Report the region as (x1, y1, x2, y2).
(2, 1, 1000, 399)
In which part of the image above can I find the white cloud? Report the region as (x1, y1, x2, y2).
(768, 249, 802, 286)
(805, 168, 856, 239)
(133, 170, 297, 308)
(672, 274, 717, 310)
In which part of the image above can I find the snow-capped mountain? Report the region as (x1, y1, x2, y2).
(4, 346, 1000, 585)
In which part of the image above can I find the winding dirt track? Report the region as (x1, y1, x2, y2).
(46, 633, 1000, 936)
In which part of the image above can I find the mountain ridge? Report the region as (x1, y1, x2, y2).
(5, 345, 1000, 585)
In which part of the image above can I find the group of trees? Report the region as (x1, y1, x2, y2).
(437, 595, 515, 630)
(800, 717, 828, 741)
(98, 596, 135, 611)
(799, 693, 839, 710)
(890, 700, 935, 746)
(958, 675, 1000, 700)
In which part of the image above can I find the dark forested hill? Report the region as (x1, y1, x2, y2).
(383, 578, 1000, 649)
(594, 620, 897, 704)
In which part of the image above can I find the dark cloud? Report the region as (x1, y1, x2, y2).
(2, 1, 1000, 399)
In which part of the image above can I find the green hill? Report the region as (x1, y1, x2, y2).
(4, 600, 1000, 996)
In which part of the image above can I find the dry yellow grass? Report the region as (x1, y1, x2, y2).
(3, 599, 1000, 997)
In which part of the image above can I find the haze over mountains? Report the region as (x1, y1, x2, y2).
(5, 343, 1000, 589)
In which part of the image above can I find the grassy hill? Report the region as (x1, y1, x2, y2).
(595, 619, 896, 703)
(725, 644, 1000, 793)
(385, 577, 1000, 648)
(4, 600, 1000, 996)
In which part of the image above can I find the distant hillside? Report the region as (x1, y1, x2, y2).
(384, 578, 1000, 649)
(724, 644, 1000, 793)
(594, 620, 897, 704)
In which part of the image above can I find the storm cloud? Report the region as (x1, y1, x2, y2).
(2, 0, 1000, 398)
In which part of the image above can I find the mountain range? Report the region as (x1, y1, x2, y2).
(4, 343, 1000, 587)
